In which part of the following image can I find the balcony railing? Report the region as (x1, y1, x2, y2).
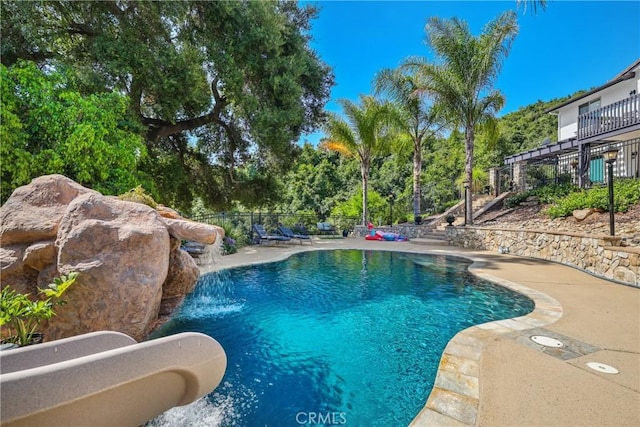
(577, 93, 639, 140)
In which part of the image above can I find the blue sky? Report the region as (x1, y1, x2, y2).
(300, 1, 640, 144)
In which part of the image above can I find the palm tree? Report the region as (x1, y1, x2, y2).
(516, 0, 547, 14)
(407, 11, 518, 224)
(374, 68, 447, 223)
(321, 96, 393, 225)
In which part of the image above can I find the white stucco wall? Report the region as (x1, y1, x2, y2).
(556, 67, 639, 141)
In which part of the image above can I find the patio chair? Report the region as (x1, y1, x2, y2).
(252, 224, 290, 245)
(278, 225, 312, 245)
(317, 222, 336, 236)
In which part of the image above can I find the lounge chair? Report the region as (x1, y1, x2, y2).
(252, 224, 290, 245)
(278, 225, 312, 245)
(293, 223, 310, 235)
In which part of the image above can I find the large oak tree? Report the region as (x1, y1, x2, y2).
(1, 1, 333, 210)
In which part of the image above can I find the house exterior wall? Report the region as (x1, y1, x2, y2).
(556, 70, 639, 141)
(621, 138, 640, 178)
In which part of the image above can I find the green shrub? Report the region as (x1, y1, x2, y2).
(546, 179, 640, 218)
(230, 225, 251, 248)
(219, 223, 251, 255)
(1, 272, 78, 346)
(118, 185, 158, 209)
(535, 184, 576, 204)
(504, 184, 577, 209)
(330, 189, 388, 224)
(504, 191, 531, 209)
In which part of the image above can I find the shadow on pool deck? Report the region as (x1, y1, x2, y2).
(203, 238, 640, 427)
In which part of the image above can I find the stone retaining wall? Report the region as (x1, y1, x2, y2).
(445, 226, 639, 287)
(354, 224, 437, 238)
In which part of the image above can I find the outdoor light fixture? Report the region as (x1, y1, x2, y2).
(603, 145, 619, 236)
(603, 146, 619, 164)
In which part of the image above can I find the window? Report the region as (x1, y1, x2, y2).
(578, 98, 601, 115)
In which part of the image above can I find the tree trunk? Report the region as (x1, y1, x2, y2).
(413, 143, 422, 219)
(361, 161, 369, 226)
(465, 127, 474, 225)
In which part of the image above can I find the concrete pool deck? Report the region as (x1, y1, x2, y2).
(201, 237, 640, 426)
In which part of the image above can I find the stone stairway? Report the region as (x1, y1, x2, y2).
(408, 229, 450, 246)
(430, 193, 506, 231)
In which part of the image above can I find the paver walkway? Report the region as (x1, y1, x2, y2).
(201, 238, 640, 426)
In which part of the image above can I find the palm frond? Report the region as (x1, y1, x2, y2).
(516, 0, 547, 15)
(321, 140, 356, 158)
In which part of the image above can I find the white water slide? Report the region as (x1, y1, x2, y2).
(0, 331, 227, 426)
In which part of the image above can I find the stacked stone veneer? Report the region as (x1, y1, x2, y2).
(354, 224, 436, 238)
(445, 226, 639, 287)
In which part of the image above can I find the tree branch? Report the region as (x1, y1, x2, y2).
(143, 78, 228, 140)
(66, 23, 98, 37)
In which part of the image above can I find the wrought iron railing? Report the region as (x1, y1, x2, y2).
(190, 211, 360, 235)
(578, 93, 639, 140)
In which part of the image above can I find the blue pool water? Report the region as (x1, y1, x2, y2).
(150, 250, 533, 426)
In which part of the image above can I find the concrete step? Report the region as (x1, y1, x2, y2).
(427, 230, 447, 239)
(409, 237, 450, 246)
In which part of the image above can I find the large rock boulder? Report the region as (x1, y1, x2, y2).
(157, 238, 200, 322)
(51, 192, 171, 340)
(0, 175, 222, 342)
(0, 245, 37, 294)
(162, 217, 224, 244)
(573, 208, 594, 222)
(0, 175, 98, 246)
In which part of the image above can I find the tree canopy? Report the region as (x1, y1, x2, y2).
(2, 2, 585, 222)
(1, 0, 333, 210)
(1, 61, 146, 202)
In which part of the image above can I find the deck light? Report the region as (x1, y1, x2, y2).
(603, 146, 619, 236)
(603, 146, 619, 163)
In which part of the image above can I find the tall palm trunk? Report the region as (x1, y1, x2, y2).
(465, 127, 474, 225)
(413, 143, 422, 220)
(361, 160, 369, 225)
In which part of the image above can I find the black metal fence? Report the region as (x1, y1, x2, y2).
(191, 211, 360, 238)
(495, 138, 640, 193)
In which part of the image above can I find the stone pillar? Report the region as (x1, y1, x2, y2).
(513, 162, 526, 192)
(489, 167, 500, 196)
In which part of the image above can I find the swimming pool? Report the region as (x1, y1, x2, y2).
(150, 250, 533, 426)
